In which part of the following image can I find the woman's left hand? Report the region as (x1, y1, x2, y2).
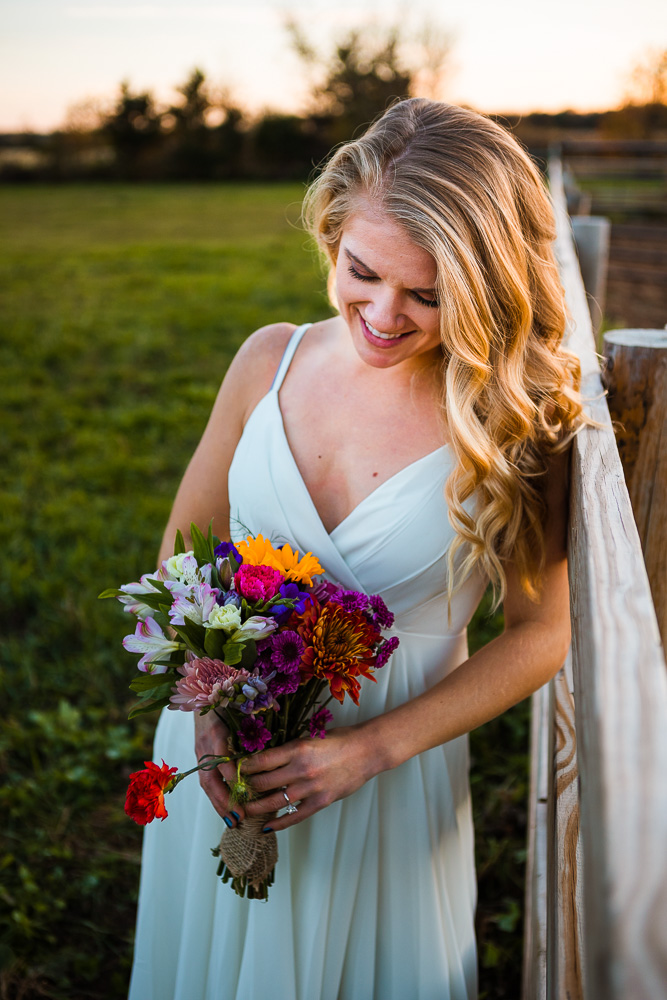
(241, 725, 377, 831)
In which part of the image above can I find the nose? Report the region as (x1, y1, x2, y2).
(364, 287, 409, 333)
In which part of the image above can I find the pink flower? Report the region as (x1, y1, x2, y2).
(234, 564, 284, 602)
(169, 657, 251, 711)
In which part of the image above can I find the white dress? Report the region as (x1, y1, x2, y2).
(128, 323, 488, 1000)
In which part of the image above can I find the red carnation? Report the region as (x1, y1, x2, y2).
(125, 759, 178, 825)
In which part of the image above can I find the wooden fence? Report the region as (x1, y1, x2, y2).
(521, 159, 667, 1000)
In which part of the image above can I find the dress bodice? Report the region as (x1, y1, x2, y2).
(228, 323, 487, 638)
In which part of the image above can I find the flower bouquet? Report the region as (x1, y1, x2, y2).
(100, 523, 399, 899)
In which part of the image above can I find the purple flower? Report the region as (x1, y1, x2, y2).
(238, 671, 279, 714)
(308, 706, 333, 739)
(217, 589, 241, 608)
(312, 580, 339, 604)
(238, 715, 272, 753)
(269, 582, 311, 622)
(327, 588, 370, 614)
(369, 594, 394, 629)
(271, 630, 305, 673)
(214, 541, 242, 565)
(375, 636, 399, 669)
(269, 669, 301, 697)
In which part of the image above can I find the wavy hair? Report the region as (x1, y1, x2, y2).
(303, 98, 588, 609)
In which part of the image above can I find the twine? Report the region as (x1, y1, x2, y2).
(217, 817, 278, 894)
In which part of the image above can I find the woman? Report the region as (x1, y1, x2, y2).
(128, 99, 584, 1000)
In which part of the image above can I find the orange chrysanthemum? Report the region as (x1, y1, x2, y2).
(297, 602, 379, 706)
(236, 534, 323, 586)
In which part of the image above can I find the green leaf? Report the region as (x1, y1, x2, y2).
(222, 641, 243, 666)
(153, 610, 172, 631)
(98, 588, 124, 600)
(173, 528, 186, 556)
(204, 628, 226, 659)
(238, 639, 257, 671)
(171, 619, 206, 655)
(128, 695, 171, 719)
(130, 672, 175, 692)
(127, 591, 170, 613)
(190, 522, 211, 565)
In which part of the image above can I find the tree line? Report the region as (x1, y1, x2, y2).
(1, 35, 666, 183)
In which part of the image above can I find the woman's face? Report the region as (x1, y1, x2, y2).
(335, 200, 442, 371)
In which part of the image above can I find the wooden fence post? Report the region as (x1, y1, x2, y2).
(571, 217, 610, 338)
(603, 329, 667, 648)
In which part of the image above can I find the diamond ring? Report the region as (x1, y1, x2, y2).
(282, 789, 298, 815)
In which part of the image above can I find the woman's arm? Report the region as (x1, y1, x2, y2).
(155, 322, 295, 822)
(242, 447, 572, 829)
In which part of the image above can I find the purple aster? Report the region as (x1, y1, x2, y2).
(369, 594, 394, 629)
(327, 589, 370, 614)
(375, 636, 399, 669)
(308, 706, 333, 739)
(238, 715, 272, 753)
(271, 630, 305, 673)
(214, 541, 242, 565)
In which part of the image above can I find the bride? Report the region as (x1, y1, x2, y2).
(128, 98, 585, 1000)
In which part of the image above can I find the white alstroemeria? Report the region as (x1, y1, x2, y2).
(162, 551, 194, 581)
(122, 617, 185, 673)
(228, 615, 279, 642)
(168, 582, 220, 627)
(204, 604, 243, 631)
(118, 572, 161, 620)
(161, 552, 212, 591)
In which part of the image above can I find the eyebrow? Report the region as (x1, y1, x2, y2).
(344, 247, 437, 297)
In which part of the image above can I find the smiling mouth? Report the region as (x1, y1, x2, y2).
(360, 315, 414, 341)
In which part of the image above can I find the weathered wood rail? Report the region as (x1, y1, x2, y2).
(521, 158, 667, 1000)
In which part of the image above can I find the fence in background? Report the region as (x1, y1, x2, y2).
(521, 158, 667, 1000)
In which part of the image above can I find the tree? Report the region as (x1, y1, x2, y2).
(103, 81, 163, 178)
(285, 19, 452, 146)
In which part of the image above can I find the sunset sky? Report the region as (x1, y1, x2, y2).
(1, 0, 666, 132)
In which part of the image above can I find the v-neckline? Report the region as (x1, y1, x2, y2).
(271, 391, 450, 538)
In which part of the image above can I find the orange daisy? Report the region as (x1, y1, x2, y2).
(236, 534, 323, 586)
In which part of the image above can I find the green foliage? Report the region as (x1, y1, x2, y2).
(469, 588, 530, 999)
(0, 184, 527, 999)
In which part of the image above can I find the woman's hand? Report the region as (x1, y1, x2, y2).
(240, 725, 378, 832)
(194, 710, 246, 828)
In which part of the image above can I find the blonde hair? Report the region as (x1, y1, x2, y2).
(304, 98, 587, 609)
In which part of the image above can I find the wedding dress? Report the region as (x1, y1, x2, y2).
(128, 323, 488, 1000)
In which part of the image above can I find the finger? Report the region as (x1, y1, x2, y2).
(198, 767, 246, 825)
(261, 795, 324, 833)
(241, 745, 294, 775)
(247, 763, 302, 795)
(244, 783, 309, 819)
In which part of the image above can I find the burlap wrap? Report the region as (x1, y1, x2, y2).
(218, 818, 278, 892)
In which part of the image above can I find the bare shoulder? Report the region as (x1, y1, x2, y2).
(224, 321, 298, 424)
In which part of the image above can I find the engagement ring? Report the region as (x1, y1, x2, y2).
(282, 790, 298, 815)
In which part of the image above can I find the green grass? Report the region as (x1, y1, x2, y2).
(0, 184, 526, 999)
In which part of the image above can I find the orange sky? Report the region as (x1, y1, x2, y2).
(1, 0, 666, 131)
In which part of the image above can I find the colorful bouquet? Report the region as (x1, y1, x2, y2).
(100, 523, 399, 899)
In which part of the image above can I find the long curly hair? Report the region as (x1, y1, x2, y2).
(303, 98, 588, 609)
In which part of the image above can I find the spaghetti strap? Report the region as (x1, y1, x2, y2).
(270, 323, 312, 392)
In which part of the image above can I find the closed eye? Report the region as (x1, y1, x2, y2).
(346, 263, 439, 309)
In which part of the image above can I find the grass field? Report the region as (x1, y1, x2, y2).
(0, 184, 528, 1000)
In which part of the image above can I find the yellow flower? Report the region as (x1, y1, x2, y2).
(236, 534, 323, 586)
